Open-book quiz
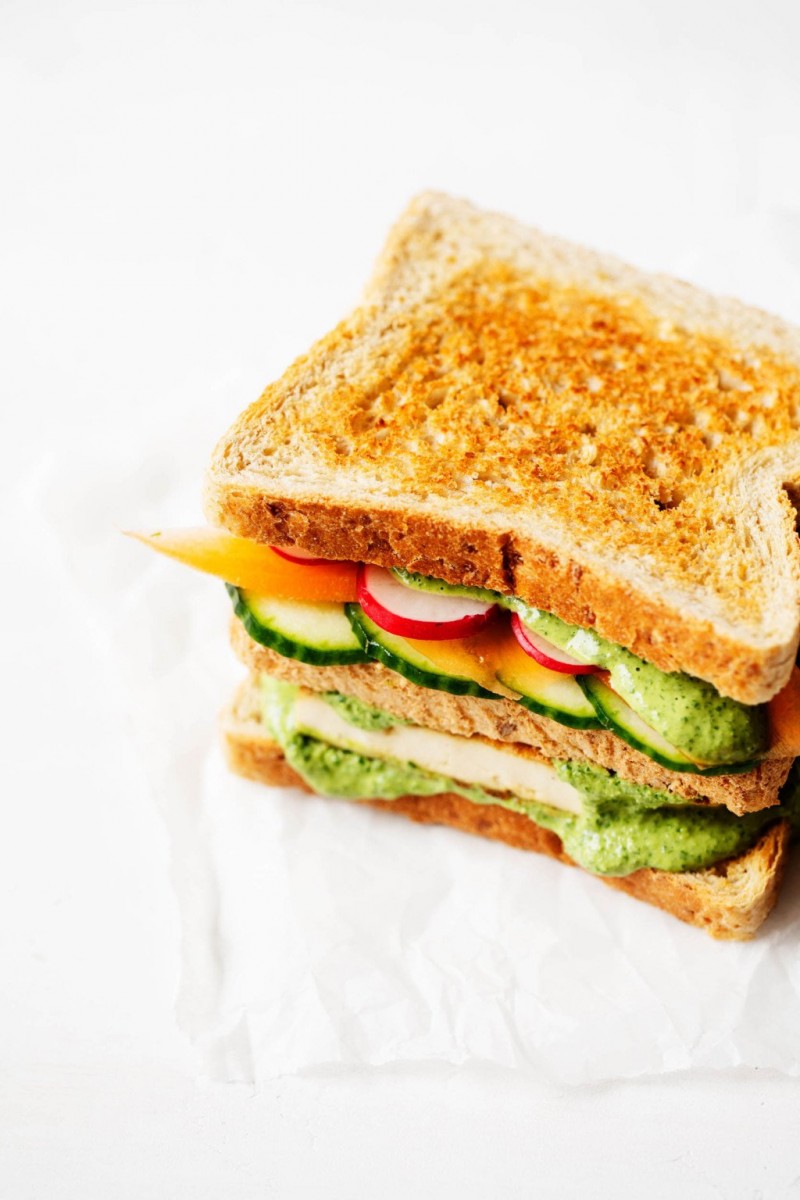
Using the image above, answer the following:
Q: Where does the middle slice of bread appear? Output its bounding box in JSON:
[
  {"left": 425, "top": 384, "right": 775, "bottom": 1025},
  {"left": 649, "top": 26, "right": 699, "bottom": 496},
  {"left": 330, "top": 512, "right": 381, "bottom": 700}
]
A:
[{"left": 231, "top": 619, "right": 791, "bottom": 815}]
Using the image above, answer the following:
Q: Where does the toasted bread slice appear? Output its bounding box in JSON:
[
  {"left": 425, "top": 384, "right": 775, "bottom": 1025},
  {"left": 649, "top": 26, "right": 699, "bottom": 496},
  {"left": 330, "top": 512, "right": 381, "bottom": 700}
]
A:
[
  {"left": 221, "top": 677, "right": 792, "bottom": 940},
  {"left": 230, "top": 618, "right": 792, "bottom": 816},
  {"left": 206, "top": 193, "right": 800, "bottom": 705}
]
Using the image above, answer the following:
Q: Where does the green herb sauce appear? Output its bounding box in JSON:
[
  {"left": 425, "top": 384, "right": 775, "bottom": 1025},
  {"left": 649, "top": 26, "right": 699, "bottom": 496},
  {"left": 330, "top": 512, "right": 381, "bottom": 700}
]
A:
[
  {"left": 261, "top": 677, "right": 789, "bottom": 877},
  {"left": 321, "top": 692, "right": 410, "bottom": 731},
  {"left": 394, "top": 569, "right": 768, "bottom": 766}
]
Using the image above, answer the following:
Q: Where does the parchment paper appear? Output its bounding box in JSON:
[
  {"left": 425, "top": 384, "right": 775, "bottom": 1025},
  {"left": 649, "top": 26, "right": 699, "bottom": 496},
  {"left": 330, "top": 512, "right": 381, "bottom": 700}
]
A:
[{"left": 30, "top": 222, "right": 800, "bottom": 1086}]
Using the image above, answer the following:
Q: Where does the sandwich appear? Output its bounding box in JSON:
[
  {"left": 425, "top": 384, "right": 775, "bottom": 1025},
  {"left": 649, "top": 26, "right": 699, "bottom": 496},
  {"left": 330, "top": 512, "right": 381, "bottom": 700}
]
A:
[{"left": 135, "top": 192, "right": 800, "bottom": 938}]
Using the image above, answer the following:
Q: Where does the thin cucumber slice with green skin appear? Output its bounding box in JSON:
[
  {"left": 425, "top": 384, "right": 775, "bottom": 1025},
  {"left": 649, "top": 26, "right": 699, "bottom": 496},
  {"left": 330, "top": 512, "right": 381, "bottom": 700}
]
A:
[
  {"left": 346, "top": 605, "right": 500, "bottom": 699},
  {"left": 229, "top": 585, "right": 369, "bottom": 665},
  {"left": 579, "top": 675, "right": 758, "bottom": 776},
  {"left": 495, "top": 652, "right": 602, "bottom": 730}
]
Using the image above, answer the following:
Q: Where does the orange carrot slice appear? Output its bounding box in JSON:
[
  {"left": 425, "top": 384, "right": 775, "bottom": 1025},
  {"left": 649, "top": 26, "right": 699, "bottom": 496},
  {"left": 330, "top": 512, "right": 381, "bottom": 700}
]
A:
[
  {"left": 768, "top": 667, "right": 800, "bottom": 757},
  {"left": 404, "top": 617, "right": 508, "bottom": 694},
  {"left": 127, "top": 528, "right": 359, "bottom": 602}
]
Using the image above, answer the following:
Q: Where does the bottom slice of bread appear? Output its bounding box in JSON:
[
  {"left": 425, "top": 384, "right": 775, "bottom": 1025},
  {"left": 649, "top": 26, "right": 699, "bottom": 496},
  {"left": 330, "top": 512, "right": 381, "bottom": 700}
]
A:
[{"left": 221, "top": 680, "right": 791, "bottom": 940}]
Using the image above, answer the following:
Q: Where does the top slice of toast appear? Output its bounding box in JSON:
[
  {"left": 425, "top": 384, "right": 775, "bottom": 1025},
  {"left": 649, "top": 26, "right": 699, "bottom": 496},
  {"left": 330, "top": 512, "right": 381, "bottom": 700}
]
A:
[{"left": 205, "top": 193, "right": 800, "bottom": 704}]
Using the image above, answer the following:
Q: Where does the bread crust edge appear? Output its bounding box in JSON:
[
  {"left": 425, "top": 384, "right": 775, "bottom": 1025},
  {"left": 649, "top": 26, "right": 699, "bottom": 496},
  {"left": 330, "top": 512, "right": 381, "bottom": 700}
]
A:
[{"left": 204, "top": 478, "right": 797, "bottom": 707}]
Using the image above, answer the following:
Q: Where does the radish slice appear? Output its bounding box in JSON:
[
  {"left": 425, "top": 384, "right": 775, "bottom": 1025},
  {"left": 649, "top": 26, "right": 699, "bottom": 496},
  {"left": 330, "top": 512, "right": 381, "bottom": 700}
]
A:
[
  {"left": 511, "top": 613, "right": 596, "bottom": 675},
  {"left": 357, "top": 565, "right": 497, "bottom": 641},
  {"left": 271, "top": 545, "right": 331, "bottom": 566}
]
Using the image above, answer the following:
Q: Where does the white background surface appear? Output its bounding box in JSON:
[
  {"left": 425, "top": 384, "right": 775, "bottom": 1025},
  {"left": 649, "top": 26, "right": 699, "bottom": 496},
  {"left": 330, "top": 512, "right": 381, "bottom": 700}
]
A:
[{"left": 5, "top": 0, "right": 800, "bottom": 1195}]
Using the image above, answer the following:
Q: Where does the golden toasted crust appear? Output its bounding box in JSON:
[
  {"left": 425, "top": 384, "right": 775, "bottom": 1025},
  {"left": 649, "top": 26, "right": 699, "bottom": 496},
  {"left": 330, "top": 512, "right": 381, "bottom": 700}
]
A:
[
  {"left": 230, "top": 618, "right": 792, "bottom": 816},
  {"left": 205, "top": 193, "right": 800, "bottom": 704},
  {"left": 221, "top": 678, "right": 792, "bottom": 940}
]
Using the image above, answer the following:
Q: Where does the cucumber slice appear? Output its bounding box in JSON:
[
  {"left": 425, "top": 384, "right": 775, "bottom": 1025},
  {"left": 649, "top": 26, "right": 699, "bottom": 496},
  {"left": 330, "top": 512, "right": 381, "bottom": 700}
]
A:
[
  {"left": 579, "top": 676, "right": 757, "bottom": 776},
  {"left": 495, "top": 650, "right": 602, "bottom": 729},
  {"left": 346, "top": 605, "right": 500, "bottom": 699},
  {"left": 229, "top": 585, "right": 369, "bottom": 665}
]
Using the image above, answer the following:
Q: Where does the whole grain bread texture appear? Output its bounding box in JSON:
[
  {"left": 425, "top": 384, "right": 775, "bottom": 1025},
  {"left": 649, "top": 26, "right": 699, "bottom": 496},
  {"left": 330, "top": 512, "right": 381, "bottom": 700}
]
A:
[
  {"left": 221, "top": 677, "right": 791, "bottom": 940},
  {"left": 206, "top": 192, "right": 800, "bottom": 705},
  {"left": 230, "top": 617, "right": 792, "bottom": 816}
]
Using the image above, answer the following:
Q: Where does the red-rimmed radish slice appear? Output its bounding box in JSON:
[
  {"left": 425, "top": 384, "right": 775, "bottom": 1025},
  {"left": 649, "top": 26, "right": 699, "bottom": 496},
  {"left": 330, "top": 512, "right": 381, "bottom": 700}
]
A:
[
  {"left": 511, "top": 613, "right": 596, "bottom": 675},
  {"left": 271, "top": 545, "right": 332, "bottom": 566},
  {"left": 357, "top": 565, "right": 498, "bottom": 641}
]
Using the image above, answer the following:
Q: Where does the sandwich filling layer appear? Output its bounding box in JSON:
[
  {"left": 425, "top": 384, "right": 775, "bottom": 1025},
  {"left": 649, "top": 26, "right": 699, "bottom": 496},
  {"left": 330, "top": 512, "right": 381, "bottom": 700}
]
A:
[
  {"left": 293, "top": 691, "right": 585, "bottom": 813},
  {"left": 225, "top": 556, "right": 792, "bottom": 774},
  {"left": 140, "top": 527, "right": 795, "bottom": 774},
  {"left": 391, "top": 571, "right": 768, "bottom": 763},
  {"left": 261, "top": 677, "right": 797, "bottom": 876}
]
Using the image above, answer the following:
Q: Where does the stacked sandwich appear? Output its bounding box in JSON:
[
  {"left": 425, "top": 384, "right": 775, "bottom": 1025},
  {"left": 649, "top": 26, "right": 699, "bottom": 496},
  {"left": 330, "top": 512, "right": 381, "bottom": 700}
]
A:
[{"left": 141, "top": 193, "right": 800, "bottom": 937}]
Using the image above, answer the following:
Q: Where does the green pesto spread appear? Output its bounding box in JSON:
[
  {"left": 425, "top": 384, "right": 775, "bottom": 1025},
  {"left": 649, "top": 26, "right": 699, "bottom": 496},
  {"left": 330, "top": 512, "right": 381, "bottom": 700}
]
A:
[
  {"left": 552, "top": 761, "right": 778, "bottom": 874},
  {"left": 393, "top": 569, "right": 504, "bottom": 607},
  {"left": 266, "top": 679, "right": 460, "bottom": 802},
  {"left": 394, "top": 569, "right": 768, "bottom": 766},
  {"left": 261, "top": 678, "right": 790, "bottom": 877},
  {"left": 321, "top": 692, "right": 410, "bottom": 731}
]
